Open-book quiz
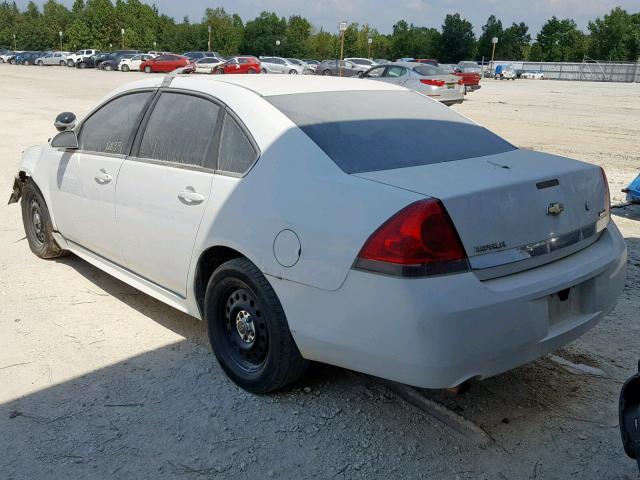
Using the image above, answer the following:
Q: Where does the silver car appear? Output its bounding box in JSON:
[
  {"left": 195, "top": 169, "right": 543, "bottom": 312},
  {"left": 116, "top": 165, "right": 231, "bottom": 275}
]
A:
[
  {"left": 259, "top": 57, "right": 304, "bottom": 74},
  {"left": 362, "top": 62, "right": 464, "bottom": 106},
  {"left": 35, "top": 52, "right": 68, "bottom": 66}
]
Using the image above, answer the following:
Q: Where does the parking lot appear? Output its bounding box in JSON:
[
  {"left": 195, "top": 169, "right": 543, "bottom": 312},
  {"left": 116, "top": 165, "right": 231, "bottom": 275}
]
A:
[{"left": 1, "top": 65, "right": 639, "bottom": 479}]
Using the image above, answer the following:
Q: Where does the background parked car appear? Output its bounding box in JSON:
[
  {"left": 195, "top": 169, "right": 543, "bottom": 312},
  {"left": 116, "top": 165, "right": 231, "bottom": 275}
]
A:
[
  {"left": 213, "top": 56, "right": 261, "bottom": 74},
  {"left": 0, "top": 51, "right": 20, "bottom": 63},
  {"left": 440, "top": 63, "right": 482, "bottom": 93},
  {"left": 140, "top": 54, "right": 192, "bottom": 73},
  {"left": 16, "top": 51, "right": 45, "bottom": 66},
  {"left": 521, "top": 71, "right": 545, "bottom": 79},
  {"left": 99, "top": 51, "right": 141, "bottom": 71},
  {"left": 119, "top": 53, "right": 155, "bottom": 72},
  {"left": 286, "top": 58, "right": 315, "bottom": 74},
  {"left": 495, "top": 64, "right": 517, "bottom": 80},
  {"left": 345, "top": 57, "right": 378, "bottom": 72},
  {"left": 316, "top": 59, "right": 362, "bottom": 77},
  {"left": 259, "top": 56, "right": 304, "bottom": 74},
  {"left": 183, "top": 51, "right": 220, "bottom": 62},
  {"left": 362, "top": 62, "right": 464, "bottom": 105},
  {"left": 76, "top": 52, "right": 109, "bottom": 69},
  {"left": 374, "top": 58, "right": 390, "bottom": 64},
  {"left": 66, "top": 49, "right": 99, "bottom": 67},
  {"left": 36, "top": 51, "right": 69, "bottom": 66},
  {"left": 193, "top": 56, "right": 225, "bottom": 74},
  {"left": 302, "top": 59, "right": 320, "bottom": 72}
]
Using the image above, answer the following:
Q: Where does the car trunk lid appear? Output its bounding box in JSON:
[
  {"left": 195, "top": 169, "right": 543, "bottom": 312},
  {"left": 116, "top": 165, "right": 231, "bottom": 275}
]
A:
[{"left": 353, "top": 149, "right": 609, "bottom": 275}]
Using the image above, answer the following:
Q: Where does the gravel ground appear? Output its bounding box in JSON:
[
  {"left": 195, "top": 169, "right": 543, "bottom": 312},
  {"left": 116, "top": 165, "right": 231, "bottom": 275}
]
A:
[{"left": 0, "top": 66, "right": 639, "bottom": 479}]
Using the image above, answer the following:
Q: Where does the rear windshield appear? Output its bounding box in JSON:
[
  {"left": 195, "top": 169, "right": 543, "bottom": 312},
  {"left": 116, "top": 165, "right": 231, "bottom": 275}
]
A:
[
  {"left": 267, "top": 90, "right": 515, "bottom": 174},
  {"left": 413, "top": 65, "right": 446, "bottom": 76}
]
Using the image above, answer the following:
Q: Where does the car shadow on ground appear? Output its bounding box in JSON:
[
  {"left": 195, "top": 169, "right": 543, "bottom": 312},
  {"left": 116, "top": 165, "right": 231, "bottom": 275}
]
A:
[{"left": 3, "top": 234, "right": 634, "bottom": 478}]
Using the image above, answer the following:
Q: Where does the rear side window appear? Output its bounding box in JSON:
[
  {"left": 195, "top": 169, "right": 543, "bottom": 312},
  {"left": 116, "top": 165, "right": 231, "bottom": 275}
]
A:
[
  {"left": 267, "top": 90, "right": 515, "bottom": 174},
  {"left": 79, "top": 91, "right": 152, "bottom": 155},
  {"left": 217, "top": 114, "right": 258, "bottom": 175},
  {"left": 138, "top": 93, "right": 220, "bottom": 167}
]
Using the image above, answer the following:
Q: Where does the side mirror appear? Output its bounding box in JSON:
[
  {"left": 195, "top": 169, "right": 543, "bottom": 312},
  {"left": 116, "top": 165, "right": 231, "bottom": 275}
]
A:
[
  {"left": 620, "top": 360, "right": 640, "bottom": 471},
  {"left": 51, "top": 130, "right": 78, "bottom": 149},
  {"left": 54, "top": 112, "right": 76, "bottom": 132}
]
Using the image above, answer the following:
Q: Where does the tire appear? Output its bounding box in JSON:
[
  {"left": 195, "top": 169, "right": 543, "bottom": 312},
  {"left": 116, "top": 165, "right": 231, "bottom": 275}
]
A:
[
  {"left": 104, "top": 64, "right": 112, "bottom": 71},
  {"left": 38, "top": 60, "right": 43, "bottom": 66},
  {"left": 10, "top": 59, "right": 15, "bottom": 65},
  {"left": 24, "top": 60, "right": 30, "bottom": 66},
  {"left": 247, "top": 68, "right": 256, "bottom": 74},
  {"left": 205, "top": 258, "right": 309, "bottom": 393},
  {"left": 288, "top": 69, "right": 297, "bottom": 75},
  {"left": 322, "top": 69, "right": 332, "bottom": 76},
  {"left": 67, "top": 60, "right": 74, "bottom": 67},
  {"left": 121, "top": 64, "right": 130, "bottom": 72},
  {"left": 213, "top": 68, "right": 224, "bottom": 74},
  {"left": 79, "top": 62, "right": 86, "bottom": 69},
  {"left": 20, "top": 180, "right": 68, "bottom": 259},
  {"left": 0, "top": 58, "right": 4, "bottom": 64},
  {"left": 144, "top": 66, "right": 152, "bottom": 73},
  {"left": 261, "top": 68, "right": 267, "bottom": 74}
]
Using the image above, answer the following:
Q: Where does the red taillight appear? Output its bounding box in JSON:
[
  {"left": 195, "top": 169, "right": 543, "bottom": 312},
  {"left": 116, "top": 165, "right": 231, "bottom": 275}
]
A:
[
  {"left": 355, "top": 199, "right": 468, "bottom": 277},
  {"left": 420, "top": 79, "right": 445, "bottom": 87},
  {"left": 457, "top": 78, "right": 464, "bottom": 85}
]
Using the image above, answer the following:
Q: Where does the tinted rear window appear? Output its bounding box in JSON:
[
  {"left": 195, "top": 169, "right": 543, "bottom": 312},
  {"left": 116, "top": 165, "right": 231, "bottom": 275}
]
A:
[{"left": 267, "top": 90, "right": 515, "bottom": 174}]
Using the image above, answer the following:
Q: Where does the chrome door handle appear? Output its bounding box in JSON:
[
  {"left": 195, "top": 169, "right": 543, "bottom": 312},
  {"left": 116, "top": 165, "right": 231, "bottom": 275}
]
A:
[
  {"left": 178, "top": 187, "right": 205, "bottom": 205},
  {"left": 94, "top": 169, "right": 112, "bottom": 185}
]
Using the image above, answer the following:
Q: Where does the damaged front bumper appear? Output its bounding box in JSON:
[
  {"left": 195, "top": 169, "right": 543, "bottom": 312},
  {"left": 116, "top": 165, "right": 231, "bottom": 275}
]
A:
[{"left": 8, "top": 176, "right": 22, "bottom": 204}]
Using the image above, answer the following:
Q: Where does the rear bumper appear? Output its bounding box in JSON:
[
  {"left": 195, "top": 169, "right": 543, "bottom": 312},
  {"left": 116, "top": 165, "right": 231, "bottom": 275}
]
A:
[
  {"left": 271, "top": 223, "right": 627, "bottom": 388},
  {"left": 467, "top": 84, "right": 481, "bottom": 91}
]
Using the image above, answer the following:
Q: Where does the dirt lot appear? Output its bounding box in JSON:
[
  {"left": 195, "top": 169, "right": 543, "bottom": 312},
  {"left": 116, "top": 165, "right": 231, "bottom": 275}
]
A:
[{"left": 1, "top": 66, "right": 639, "bottom": 479}]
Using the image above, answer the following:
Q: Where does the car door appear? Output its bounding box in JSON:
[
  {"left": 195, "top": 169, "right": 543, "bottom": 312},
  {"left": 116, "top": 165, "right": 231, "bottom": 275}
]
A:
[
  {"left": 381, "top": 65, "right": 408, "bottom": 85},
  {"left": 49, "top": 90, "right": 155, "bottom": 263},
  {"left": 115, "top": 91, "right": 222, "bottom": 296}
]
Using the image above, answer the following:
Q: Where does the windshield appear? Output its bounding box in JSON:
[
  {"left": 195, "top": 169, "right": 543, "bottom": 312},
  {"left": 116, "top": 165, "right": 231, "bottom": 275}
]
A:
[{"left": 267, "top": 90, "right": 515, "bottom": 174}]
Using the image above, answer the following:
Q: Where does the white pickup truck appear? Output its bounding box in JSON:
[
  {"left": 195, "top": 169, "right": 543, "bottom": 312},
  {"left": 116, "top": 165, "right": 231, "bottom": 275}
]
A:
[{"left": 65, "top": 49, "right": 99, "bottom": 67}]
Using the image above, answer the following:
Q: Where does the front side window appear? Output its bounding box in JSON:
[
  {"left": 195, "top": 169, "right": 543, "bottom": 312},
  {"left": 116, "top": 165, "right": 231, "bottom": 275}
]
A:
[
  {"left": 217, "top": 114, "right": 258, "bottom": 175},
  {"left": 364, "top": 66, "right": 386, "bottom": 78},
  {"left": 79, "top": 91, "right": 152, "bottom": 155},
  {"left": 138, "top": 93, "right": 220, "bottom": 167}
]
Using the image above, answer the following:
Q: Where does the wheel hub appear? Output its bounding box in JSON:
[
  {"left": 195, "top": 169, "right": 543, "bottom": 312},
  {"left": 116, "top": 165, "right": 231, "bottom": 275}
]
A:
[{"left": 235, "top": 310, "right": 256, "bottom": 344}]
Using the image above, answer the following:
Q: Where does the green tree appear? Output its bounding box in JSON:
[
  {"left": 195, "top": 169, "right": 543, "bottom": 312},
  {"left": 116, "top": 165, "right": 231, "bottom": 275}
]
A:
[
  {"left": 588, "top": 7, "right": 640, "bottom": 61},
  {"left": 476, "top": 15, "right": 502, "bottom": 60},
  {"left": 241, "top": 11, "right": 286, "bottom": 56},
  {"left": 439, "top": 13, "right": 476, "bottom": 62},
  {"left": 284, "top": 15, "right": 311, "bottom": 57},
  {"left": 500, "top": 22, "right": 531, "bottom": 59},
  {"left": 536, "top": 16, "right": 586, "bottom": 61},
  {"left": 204, "top": 7, "right": 243, "bottom": 55}
]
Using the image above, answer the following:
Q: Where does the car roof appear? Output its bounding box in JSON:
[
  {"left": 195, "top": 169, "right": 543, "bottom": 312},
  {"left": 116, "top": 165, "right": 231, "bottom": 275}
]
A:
[{"left": 118, "top": 75, "right": 406, "bottom": 99}]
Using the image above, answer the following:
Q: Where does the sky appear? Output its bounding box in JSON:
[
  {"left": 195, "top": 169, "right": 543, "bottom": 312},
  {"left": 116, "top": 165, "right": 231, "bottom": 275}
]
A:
[{"left": 15, "top": 0, "right": 640, "bottom": 36}]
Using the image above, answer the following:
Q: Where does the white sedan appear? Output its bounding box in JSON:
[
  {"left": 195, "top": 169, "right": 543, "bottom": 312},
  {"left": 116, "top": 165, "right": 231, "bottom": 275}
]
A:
[
  {"left": 521, "top": 71, "right": 545, "bottom": 80},
  {"left": 119, "top": 54, "right": 155, "bottom": 72},
  {"left": 194, "top": 56, "right": 226, "bottom": 74},
  {"left": 10, "top": 76, "right": 626, "bottom": 393}
]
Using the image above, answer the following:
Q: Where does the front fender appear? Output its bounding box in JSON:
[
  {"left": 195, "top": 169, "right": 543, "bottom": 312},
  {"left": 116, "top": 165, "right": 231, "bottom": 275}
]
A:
[{"left": 7, "top": 144, "right": 44, "bottom": 204}]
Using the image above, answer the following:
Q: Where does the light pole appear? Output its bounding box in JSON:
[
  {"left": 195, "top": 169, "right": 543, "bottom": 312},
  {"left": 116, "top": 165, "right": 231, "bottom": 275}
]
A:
[
  {"left": 275, "top": 39, "right": 280, "bottom": 55},
  {"left": 490, "top": 36, "right": 498, "bottom": 75},
  {"left": 58, "top": 31, "right": 63, "bottom": 51},
  {"left": 367, "top": 36, "right": 372, "bottom": 59},
  {"left": 338, "top": 22, "right": 347, "bottom": 77},
  {"left": 208, "top": 25, "right": 211, "bottom": 52},
  {"left": 121, "top": 28, "right": 125, "bottom": 49},
  {"left": 153, "top": 40, "right": 157, "bottom": 52},
  {"left": 13, "top": 33, "right": 16, "bottom": 50}
]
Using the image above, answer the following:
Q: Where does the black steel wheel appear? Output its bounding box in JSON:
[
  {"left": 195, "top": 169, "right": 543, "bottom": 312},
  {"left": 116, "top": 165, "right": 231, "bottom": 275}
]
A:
[
  {"left": 205, "top": 258, "right": 308, "bottom": 393},
  {"left": 20, "top": 179, "right": 68, "bottom": 259}
]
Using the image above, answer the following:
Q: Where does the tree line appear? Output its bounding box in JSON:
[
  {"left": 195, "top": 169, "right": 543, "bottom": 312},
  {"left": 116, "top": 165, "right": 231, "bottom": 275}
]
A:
[{"left": 1, "top": 1, "right": 639, "bottom": 63}]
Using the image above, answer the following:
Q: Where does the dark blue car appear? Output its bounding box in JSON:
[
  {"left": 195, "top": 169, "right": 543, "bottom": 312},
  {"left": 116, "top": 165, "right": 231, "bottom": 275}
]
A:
[{"left": 16, "top": 51, "right": 45, "bottom": 65}]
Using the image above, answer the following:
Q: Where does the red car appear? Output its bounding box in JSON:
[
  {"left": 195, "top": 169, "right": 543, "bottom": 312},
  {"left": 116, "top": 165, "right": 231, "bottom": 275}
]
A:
[
  {"left": 140, "top": 54, "right": 192, "bottom": 73},
  {"left": 213, "top": 56, "right": 261, "bottom": 74},
  {"left": 454, "top": 61, "right": 482, "bottom": 92}
]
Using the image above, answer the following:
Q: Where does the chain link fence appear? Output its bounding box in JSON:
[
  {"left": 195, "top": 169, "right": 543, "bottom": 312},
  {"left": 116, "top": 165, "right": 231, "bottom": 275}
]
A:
[{"left": 482, "top": 59, "right": 640, "bottom": 83}]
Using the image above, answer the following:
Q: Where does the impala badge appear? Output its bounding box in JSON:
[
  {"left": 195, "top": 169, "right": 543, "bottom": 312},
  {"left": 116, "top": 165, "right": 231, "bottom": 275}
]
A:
[{"left": 547, "top": 202, "right": 564, "bottom": 216}]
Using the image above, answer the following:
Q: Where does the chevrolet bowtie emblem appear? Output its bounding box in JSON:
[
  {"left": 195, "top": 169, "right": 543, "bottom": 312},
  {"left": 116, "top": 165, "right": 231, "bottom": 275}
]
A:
[{"left": 547, "top": 202, "right": 564, "bottom": 216}]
